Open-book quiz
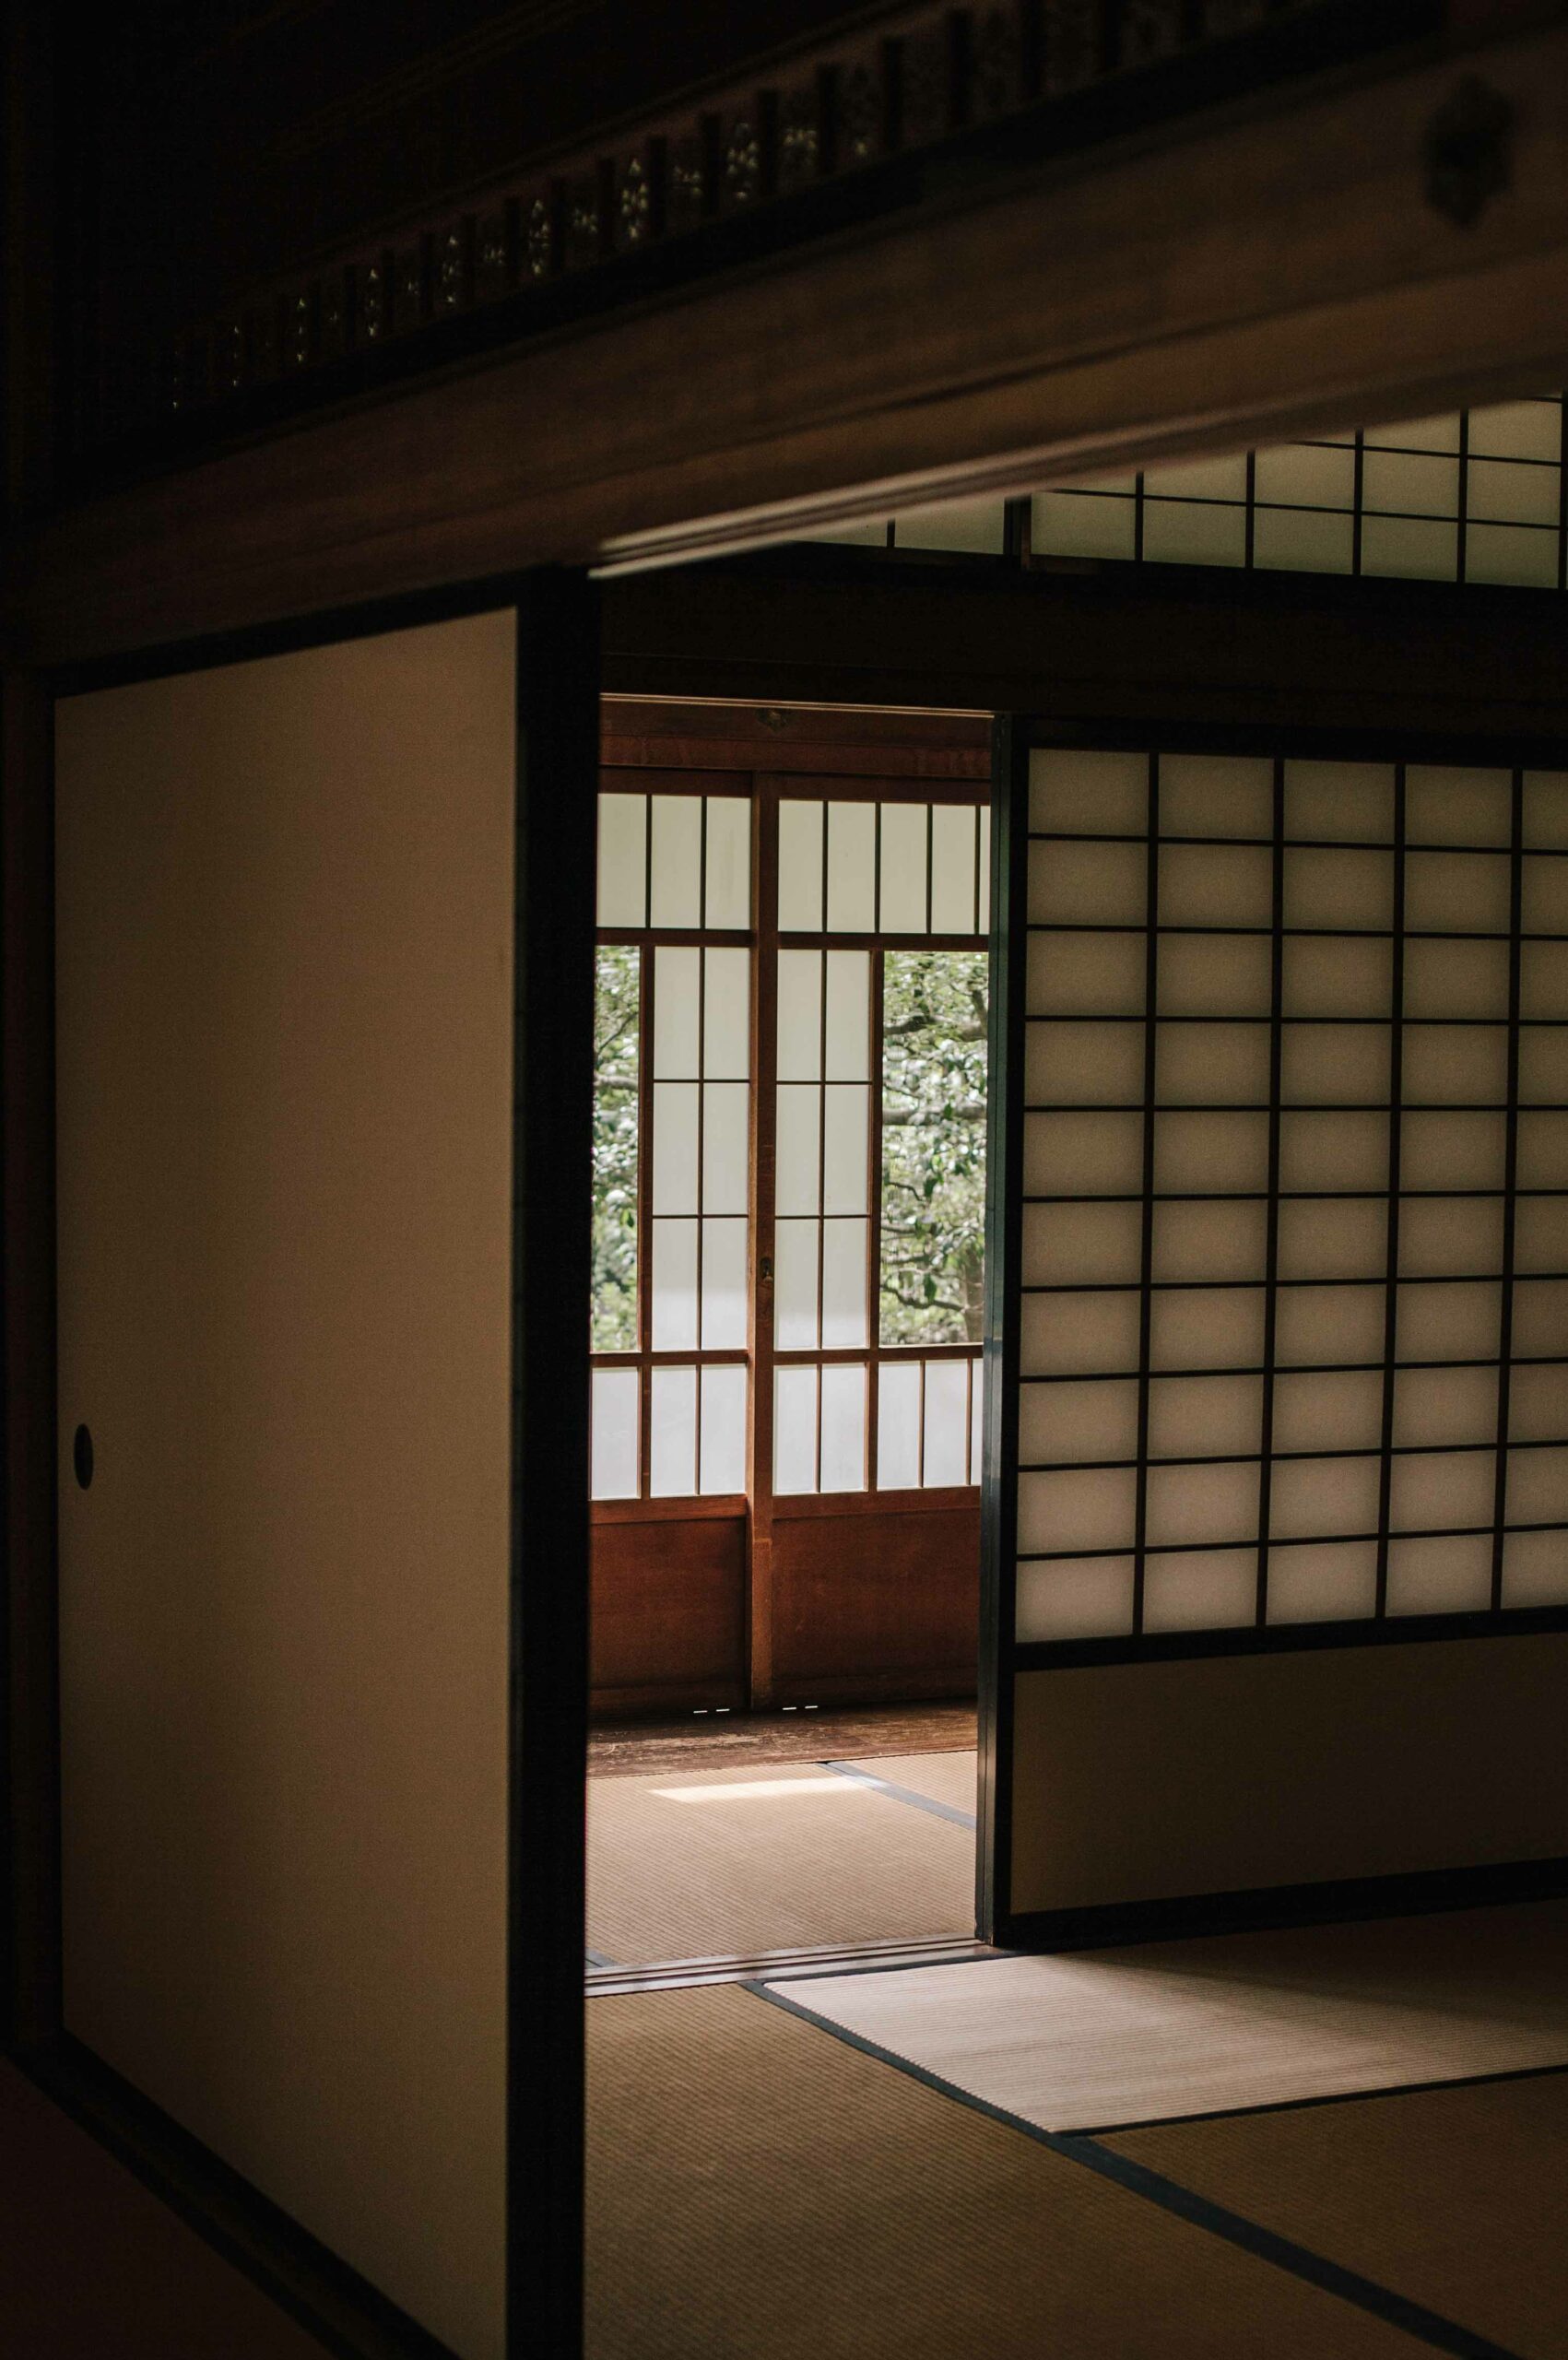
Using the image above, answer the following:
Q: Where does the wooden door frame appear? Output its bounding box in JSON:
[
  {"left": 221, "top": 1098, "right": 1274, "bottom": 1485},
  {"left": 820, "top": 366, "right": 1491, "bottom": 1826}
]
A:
[{"left": 2, "top": 571, "right": 598, "bottom": 2360}]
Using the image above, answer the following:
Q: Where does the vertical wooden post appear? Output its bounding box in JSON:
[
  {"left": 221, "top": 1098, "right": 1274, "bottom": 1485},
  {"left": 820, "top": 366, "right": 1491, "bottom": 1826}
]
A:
[
  {"left": 510, "top": 571, "right": 600, "bottom": 2360},
  {"left": 2, "top": 663, "right": 61, "bottom": 2055}
]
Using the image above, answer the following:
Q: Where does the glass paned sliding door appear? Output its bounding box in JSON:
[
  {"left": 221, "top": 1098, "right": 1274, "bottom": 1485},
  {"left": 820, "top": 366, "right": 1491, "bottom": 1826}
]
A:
[
  {"left": 756, "top": 780, "right": 990, "bottom": 1706},
  {"left": 589, "top": 784, "right": 757, "bottom": 1715},
  {"left": 590, "top": 755, "right": 993, "bottom": 1713},
  {"left": 766, "top": 788, "right": 990, "bottom": 1505}
]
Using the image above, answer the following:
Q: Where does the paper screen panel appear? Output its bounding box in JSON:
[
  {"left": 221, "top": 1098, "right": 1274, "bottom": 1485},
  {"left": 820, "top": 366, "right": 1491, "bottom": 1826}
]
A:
[
  {"left": 596, "top": 789, "right": 753, "bottom": 932},
  {"left": 891, "top": 496, "right": 1008, "bottom": 552},
  {"left": 1017, "top": 741, "right": 1568, "bottom": 1647},
  {"left": 699, "top": 1364, "right": 749, "bottom": 1494},
  {"left": 650, "top": 1364, "right": 700, "bottom": 1493},
  {"left": 592, "top": 1367, "right": 641, "bottom": 1498},
  {"left": 650, "top": 946, "right": 753, "bottom": 1360},
  {"left": 1028, "top": 401, "right": 1565, "bottom": 591},
  {"left": 772, "top": 787, "right": 990, "bottom": 1498},
  {"left": 878, "top": 1357, "right": 983, "bottom": 1489},
  {"left": 803, "top": 401, "right": 1566, "bottom": 593}
]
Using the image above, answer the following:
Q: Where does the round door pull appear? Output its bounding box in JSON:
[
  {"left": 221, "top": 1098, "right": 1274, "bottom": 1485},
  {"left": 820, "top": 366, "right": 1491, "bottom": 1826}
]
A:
[{"left": 73, "top": 1424, "right": 93, "bottom": 1491}]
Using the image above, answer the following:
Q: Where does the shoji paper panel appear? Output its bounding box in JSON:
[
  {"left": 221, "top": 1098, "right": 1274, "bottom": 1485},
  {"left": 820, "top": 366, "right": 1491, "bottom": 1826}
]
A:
[
  {"left": 1018, "top": 747, "right": 1568, "bottom": 1644},
  {"left": 803, "top": 398, "right": 1568, "bottom": 594},
  {"left": 54, "top": 614, "right": 515, "bottom": 2359},
  {"left": 1032, "top": 397, "right": 1567, "bottom": 591}
]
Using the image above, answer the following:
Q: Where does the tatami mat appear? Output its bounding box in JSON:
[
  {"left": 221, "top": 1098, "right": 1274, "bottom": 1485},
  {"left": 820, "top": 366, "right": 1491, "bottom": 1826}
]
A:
[
  {"left": 1108, "top": 2070, "right": 1568, "bottom": 2360},
  {"left": 766, "top": 1900, "right": 1568, "bottom": 2130},
  {"left": 584, "top": 1982, "right": 1418, "bottom": 2359},
  {"left": 587, "top": 1754, "right": 975, "bottom": 1964},
  {"left": 0, "top": 2064, "right": 322, "bottom": 2358}
]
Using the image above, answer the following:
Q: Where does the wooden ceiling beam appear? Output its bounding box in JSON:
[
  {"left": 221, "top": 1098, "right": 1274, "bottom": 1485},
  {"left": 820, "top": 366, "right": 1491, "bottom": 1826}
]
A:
[{"left": 10, "top": 15, "right": 1568, "bottom": 664}]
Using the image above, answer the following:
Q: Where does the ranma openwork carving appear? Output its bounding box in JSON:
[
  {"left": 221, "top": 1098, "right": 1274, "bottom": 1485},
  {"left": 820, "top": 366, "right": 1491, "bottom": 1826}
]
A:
[{"left": 120, "top": 0, "right": 1428, "bottom": 473}]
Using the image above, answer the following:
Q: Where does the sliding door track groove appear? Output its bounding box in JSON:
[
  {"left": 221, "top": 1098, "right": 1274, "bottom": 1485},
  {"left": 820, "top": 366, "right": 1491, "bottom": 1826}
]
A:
[{"left": 585, "top": 1930, "right": 993, "bottom": 1995}]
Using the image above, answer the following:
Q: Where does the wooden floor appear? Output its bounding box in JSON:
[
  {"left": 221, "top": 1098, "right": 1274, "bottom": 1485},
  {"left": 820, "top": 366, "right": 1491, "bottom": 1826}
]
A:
[{"left": 588, "top": 1699, "right": 977, "bottom": 1777}]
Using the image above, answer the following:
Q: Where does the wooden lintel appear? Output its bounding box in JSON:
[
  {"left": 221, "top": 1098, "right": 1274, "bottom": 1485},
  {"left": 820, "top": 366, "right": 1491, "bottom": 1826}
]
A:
[{"left": 11, "top": 18, "right": 1568, "bottom": 664}]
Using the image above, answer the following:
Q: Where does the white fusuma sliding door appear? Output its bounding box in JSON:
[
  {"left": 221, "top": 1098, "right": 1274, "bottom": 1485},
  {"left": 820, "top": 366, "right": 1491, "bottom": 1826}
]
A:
[{"left": 54, "top": 611, "right": 523, "bottom": 2358}]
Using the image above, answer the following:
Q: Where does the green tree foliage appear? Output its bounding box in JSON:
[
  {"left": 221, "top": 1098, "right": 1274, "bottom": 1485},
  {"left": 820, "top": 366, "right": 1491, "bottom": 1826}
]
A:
[
  {"left": 592, "top": 946, "right": 640, "bottom": 1349},
  {"left": 880, "top": 950, "right": 989, "bottom": 1344}
]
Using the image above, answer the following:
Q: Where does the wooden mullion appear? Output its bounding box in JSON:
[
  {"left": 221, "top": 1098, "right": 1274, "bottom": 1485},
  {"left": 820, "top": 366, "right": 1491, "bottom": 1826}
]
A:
[
  {"left": 772, "top": 1483, "right": 977, "bottom": 1522},
  {"left": 748, "top": 776, "right": 780, "bottom": 1705},
  {"left": 764, "top": 768, "right": 992, "bottom": 807},
  {"left": 594, "top": 1346, "right": 748, "bottom": 1367},
  {"left": 1373, "top": 765, "right": 1408, "bottom": 1618},
  {"left": 776, "top": 1342, "right": 937, "bottom": 1366},
  {"left": 595, "top": 925, "right": 755, "bottom": 950},
  {"left": 864, "top": 1339, "right": 980, "bottom": 1362},
  {"left": 1131, "top": 750, "right": 1161, "bottom": 1635},
  {"left": 1255, "top": 754, "right": 1286, "bottom": 1626},
  {"left": 1491, "top": 768, "right": 1525, "bottom": 1609},
  {"left": 815, "top": 919, "right": 829, "bottom": 1485},
  {"left": 694, "top": 919, "right": 707, "bottom": 1495},
  {"left": 636, "top": 938, "right": 655, "bottom": 1502},
  {"left": 782, "top": 929, "right": 985, "bottom": 953},
  {"left": 599, "top": 714, "right": 991, "bottom": 780},
  {"left": 867, "top": 942, "right": 885, "bottom": 1493},
  {"left": 591, "top": 1493, "right": 748, "bottom": 1528}
]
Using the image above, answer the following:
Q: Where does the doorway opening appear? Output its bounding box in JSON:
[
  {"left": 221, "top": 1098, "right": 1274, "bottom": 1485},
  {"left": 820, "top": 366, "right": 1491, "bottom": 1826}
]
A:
[{"left": 584, "top": 698, "right": 995, "bottom": 1981}]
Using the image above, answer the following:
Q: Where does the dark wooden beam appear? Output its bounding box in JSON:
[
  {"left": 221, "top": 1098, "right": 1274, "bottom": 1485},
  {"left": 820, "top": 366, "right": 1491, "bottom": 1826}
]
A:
[
  {"left": 2, "top": 0, "right": 59, "bottom": 517},
  {"left": 604, "top": 551, "right": 1568, "bottom": 745},
  {"left": 10, "top": 16, "right": 1568, "bottom": 664}
]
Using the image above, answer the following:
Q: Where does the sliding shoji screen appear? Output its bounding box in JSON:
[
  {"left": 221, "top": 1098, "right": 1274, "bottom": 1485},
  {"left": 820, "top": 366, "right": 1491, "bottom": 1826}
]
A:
[
  {"left": 983, "top": 733, "right": 1568, "bottom": 1943},
  {"left": 768, "top": 786, "right": 990, "bottom": 1503},
  {"left": 798, "top": 395, "right": 1568, "bottom": 598},
  {"left": 592, "top": 785, "right": 753, "bottom": 1504},
  {"left": 1033, "top": 396, "right": 1568, "bottom": 590},
  {"left": 808, "top": 497, "right": 1011, "bottom": 556}
]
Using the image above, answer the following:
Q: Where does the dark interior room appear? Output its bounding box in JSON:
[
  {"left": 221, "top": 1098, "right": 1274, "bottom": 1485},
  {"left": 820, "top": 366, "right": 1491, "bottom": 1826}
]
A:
[{"left": 4, "top": 4, "right": 1567, "bottom": 2355}]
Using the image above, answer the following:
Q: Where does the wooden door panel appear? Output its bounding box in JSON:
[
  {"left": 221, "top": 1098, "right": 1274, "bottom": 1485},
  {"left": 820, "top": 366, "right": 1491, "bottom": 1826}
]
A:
[
  {"left": 590, "top": 1515, "right": 747, "bottom": 1715},
  {"left": 770, "top": 1500, "right": 979, "bottom": 1704}
]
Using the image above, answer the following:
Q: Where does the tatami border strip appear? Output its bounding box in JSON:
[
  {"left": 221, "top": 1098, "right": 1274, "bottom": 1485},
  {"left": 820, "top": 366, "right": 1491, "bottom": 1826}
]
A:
[
  {"left": 1079, "top": 2055, "right": 1568, "bottom": 2137},
  {"left": 746, "top": 1980, "right": 1527, "bottom": 2360},
  {"left": 820, "top": 1758, "right": 979, "bottom": 1829},
  {"left": 586, "top": 1932, "right": 989, "bottom": 1997}
]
